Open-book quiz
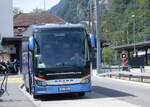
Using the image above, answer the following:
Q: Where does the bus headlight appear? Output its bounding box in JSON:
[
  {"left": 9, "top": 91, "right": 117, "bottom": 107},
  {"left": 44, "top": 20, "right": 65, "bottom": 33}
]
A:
[
  {"left": 36, "top": 80, "right": 47, "bottom": 86},
  {"left": 80, "top": 76, "right": 90, "bottom": 84},
  {"left": 35, "top": 77, "right": 47, "bottom": 86}
]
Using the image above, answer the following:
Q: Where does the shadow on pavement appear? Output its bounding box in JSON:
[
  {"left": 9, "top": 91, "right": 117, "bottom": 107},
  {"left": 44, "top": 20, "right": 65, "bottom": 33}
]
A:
[
  {"left": 0, "top": 99, "right": 23, "bottom": 102},
  {"left": 92, "top": 86, "right": 136, "bottom": 98},
  {"left": 36, "top": 93, "right": 88, "bottom": 101},
  {"left": 35, "top": 86, "right": 135, "bottom": 101}
]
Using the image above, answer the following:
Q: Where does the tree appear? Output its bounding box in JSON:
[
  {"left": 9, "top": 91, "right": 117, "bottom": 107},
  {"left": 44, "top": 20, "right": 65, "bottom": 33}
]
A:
[
  {"left": 102, "top": 48, "right": 110, "bottom": 64},
  {"left": 31, "top": 8, "right": 45, "bottom": 14},
  {"left": 102, "top": 0, "right": 150, "bottom": 46},
  {"left": 13, "top": 8, "right": 23, "bottom": 16}
]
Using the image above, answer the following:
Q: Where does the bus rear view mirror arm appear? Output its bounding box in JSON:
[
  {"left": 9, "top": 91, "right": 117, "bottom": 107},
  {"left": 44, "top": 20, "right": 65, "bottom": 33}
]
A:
[{"left": 28, "top": 36, "right": 40, "bottom": 54}]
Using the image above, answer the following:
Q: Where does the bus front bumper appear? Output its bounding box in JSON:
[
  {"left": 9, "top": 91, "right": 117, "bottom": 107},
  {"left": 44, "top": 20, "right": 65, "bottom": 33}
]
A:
[{"left": 33, "top": 83, "right": 91, "bottom": 95}]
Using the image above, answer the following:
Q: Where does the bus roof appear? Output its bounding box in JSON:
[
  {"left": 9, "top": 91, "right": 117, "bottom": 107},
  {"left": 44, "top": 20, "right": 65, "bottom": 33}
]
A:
[
  {"left": 32, "top": 23, "right": 85, "bottom": 30},
  {"left": 22, "top": 23, "right": 85, "bottom": 38}
]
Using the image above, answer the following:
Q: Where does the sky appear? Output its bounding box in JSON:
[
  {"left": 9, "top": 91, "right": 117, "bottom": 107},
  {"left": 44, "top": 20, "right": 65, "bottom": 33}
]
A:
[{"left": 13, "top": 0, "right": 60, "bottom": 13}]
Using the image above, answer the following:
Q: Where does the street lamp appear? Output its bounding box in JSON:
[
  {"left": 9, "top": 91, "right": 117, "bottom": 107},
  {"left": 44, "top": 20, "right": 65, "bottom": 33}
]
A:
[{"left": 131, "top": 14, "right": 136, "bottom": 56}]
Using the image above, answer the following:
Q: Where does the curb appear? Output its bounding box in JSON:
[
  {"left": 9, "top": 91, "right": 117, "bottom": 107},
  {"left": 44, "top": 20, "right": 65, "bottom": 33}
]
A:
[{"left": 18, "top": 84, "right": 40, "bottom": 107}]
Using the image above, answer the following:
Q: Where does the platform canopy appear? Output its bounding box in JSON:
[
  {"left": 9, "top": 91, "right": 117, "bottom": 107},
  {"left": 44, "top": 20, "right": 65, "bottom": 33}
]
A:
[
  {"left": 112, "top": 41, "right": 150, "bottom": 51},
  {"left": 1, "top": 37, "right": 22, "bottom": 46}
]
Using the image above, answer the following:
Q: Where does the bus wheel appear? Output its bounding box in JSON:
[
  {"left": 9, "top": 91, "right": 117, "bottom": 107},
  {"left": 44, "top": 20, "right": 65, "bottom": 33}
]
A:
[
  {"left": 78, "top": 92, "right": 85, "bottom": 97},
  {"left": 33, "top": 94, "right": 39, "bottom": 99}
]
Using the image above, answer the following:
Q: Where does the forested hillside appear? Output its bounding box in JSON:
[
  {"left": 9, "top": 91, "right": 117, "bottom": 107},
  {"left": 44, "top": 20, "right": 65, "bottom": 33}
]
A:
[
  {"left": 50, "top": 0, "right": 89, "bottom": 23},
  {"left": 102, "top": 0, "right": 150, "bottom": 46},
  {"left": 50, "top": 0, "right": 150, "bottom": 45},
  {"left": 50, "top": 0, "right": 150, "bottom": 64}
]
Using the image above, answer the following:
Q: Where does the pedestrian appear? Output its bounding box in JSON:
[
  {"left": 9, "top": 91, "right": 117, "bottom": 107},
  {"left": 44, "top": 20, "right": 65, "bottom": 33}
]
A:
[
  {"left": 13, "top": 58, "right": 21, "bottom": 74},
  {"left": 16, "top": 59, "right": 21, "bottom": 75},
  {"left": 13, "top": 58, "right": 17, "bottom": 74}
]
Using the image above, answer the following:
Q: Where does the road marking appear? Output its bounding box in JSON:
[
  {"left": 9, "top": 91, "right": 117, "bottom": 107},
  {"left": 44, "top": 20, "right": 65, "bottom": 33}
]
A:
[{"left": 0, "top": 76, "right": 23, "bottom": 84}]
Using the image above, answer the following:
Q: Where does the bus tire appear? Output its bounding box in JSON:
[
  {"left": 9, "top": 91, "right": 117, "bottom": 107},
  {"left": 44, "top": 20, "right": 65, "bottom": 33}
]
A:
[
  {"left": 33, "top": 94, "right": 39, "bottom": 99},
  {"left": 78, "top": 92, "right": 85, "bottom": 97}
]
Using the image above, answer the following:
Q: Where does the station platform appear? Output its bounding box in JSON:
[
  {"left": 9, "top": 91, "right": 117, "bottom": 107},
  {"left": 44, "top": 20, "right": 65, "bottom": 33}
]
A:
[{"left": 0, "top": 75, "right": 35, "bottom": 107}]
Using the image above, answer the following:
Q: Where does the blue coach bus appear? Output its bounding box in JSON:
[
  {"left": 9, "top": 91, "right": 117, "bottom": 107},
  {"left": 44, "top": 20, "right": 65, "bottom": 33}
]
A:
[{"left": 22, "top": 24, "right": 93, "bottom": 98}]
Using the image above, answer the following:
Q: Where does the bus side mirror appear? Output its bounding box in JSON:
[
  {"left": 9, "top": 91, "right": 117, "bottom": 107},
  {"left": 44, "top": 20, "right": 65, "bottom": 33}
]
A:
[
  {"left": 90, "top": 33, "right": 95, "bottom": 48},
  {"left": 28, "top": 36, "right": 35, "bottom": 51}
]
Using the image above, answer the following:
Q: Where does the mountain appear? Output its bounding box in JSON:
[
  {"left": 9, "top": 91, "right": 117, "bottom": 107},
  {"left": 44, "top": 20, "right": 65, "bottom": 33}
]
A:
[
  {"left": 50, "top": 0, "right": 90, "bottom": 23},
  {"left": 50, "top": 0, "right": 65, "bottom": 16}
]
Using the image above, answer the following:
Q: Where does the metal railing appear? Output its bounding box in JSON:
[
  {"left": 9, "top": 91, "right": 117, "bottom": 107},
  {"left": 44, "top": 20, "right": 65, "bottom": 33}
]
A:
[{"left": 98, "top": 66, "right": 150, "bottom": 83}]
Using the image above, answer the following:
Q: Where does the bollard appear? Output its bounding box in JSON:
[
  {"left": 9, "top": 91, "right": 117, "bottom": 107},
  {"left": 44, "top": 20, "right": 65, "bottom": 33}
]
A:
[
  {"left": 119, "top": 65, "right": 121, "bottom": 72},
  {"left": 110, "top": 73, "right": 112, "bottom": 78},
  {"left": 128, "top": 65, "right": 131, "bottom": 72},
  {"left": 118, "top": 73, "right": 121, "bottom": 79},
  {"left": 140, "top": 66, "right": 143, "bottom": 82},
  {"left": 129, "top": 74, "right": 132, "bottom": 81},
  {"left": 110, "top": 66, "right": 112, "bottom": 73}
]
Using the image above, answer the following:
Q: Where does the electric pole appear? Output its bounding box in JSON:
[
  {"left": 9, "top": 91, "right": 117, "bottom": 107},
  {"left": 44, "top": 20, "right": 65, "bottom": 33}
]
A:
[
  {"left": 95, "top": 0, "right": 104, "bottom": 73},
  {"left": 44, "top": 0, "right": 46, "bottom": 10},
  {"left": 90, "top": 0, "right": 95, "bottom": 35},
  {"left": 88, "top": 0, "right": 91, "bottom": 32}
]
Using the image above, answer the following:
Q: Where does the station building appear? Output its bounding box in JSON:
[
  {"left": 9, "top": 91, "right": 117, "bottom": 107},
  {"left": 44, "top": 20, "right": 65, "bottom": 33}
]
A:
[{"left": 0, "top": 0, "right": 13, "bottom": 62}]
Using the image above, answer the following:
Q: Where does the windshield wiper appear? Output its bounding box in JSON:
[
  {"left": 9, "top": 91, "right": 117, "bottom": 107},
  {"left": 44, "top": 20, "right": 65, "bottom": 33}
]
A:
[{"left": 55, "top": 62, "right": 66, "bottom": 66}]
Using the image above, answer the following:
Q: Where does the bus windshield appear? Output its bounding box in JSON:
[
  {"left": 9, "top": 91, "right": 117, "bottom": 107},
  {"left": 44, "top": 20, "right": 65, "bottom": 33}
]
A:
[{"left": 35, "top": 28, "right": 86, "bottom": 68}]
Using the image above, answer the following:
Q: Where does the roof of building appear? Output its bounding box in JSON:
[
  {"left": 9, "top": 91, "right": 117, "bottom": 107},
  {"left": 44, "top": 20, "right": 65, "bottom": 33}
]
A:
[
  {"left": 14, "top": 11, "right": 65, "bottom": 27},
  {"left": 112, "top": 41, "right": 150, "bottom": 51}
]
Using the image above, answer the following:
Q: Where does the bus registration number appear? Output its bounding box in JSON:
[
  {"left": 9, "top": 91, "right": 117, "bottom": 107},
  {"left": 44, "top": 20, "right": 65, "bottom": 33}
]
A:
[{"left": 59, "top": 86, "right": 71, "bottom": 92}]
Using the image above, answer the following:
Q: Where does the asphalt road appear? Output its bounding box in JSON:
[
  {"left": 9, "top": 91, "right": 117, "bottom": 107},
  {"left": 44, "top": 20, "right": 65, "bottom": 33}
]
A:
[
  {"left": 93, "top": 77, "right": 150, "bottom": 107},
  {"left": 1, "top": 75, "right": 150, "bottom": 107},
  {"left": 22, "top": 76, "right": 150, "bottom": 107}
]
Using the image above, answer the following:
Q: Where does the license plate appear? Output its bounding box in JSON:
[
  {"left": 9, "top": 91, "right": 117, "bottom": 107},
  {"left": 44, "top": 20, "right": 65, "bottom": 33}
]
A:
[{"left": 59, "top": 86, "right": 71, "bottom": 92}]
